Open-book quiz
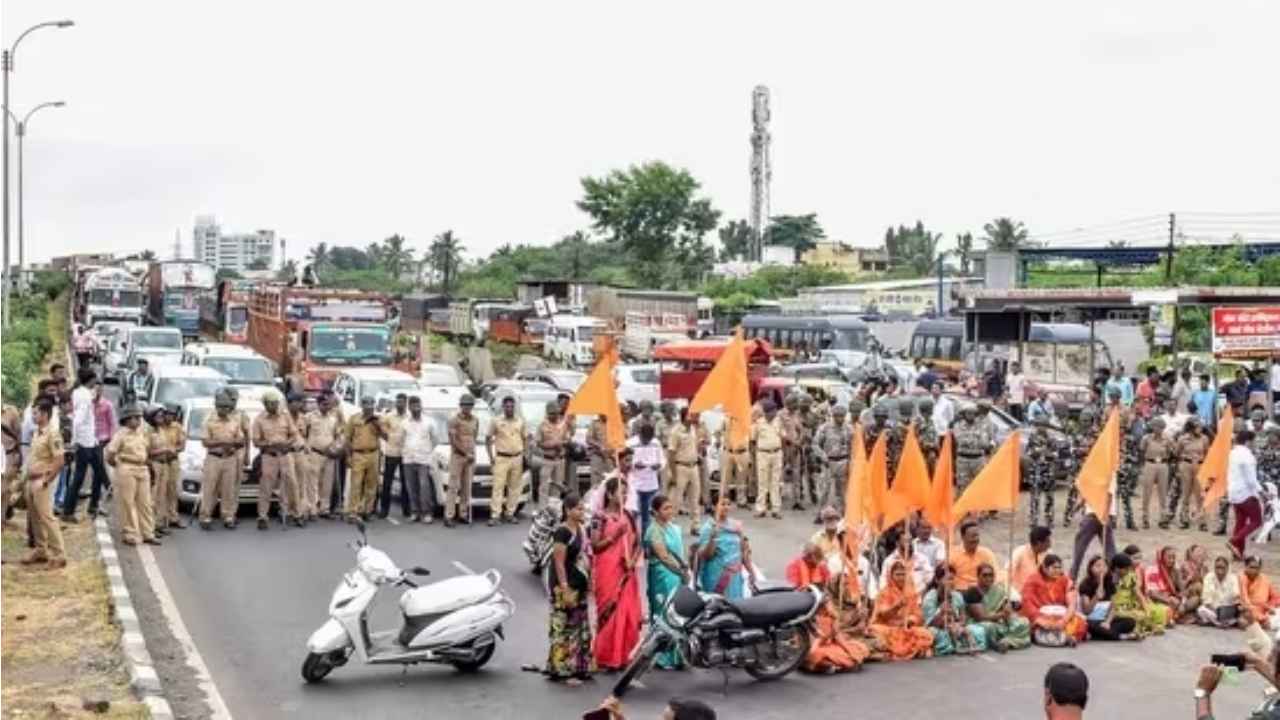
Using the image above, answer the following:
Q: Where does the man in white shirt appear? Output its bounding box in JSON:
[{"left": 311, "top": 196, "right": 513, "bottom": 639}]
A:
[
  {"left": 1005, "top": 362, "right": 1027, "bottom": 421},
  {"left": 627, "top": 423, "right": 666, "bottom": 536},
  {"left": 930, "top": 382, "right": 954, "bottom": 432},
  {"left": 62, "top": 370, "right": 111, "bottom": 522},
  {"left": 400, "top": 395, "right": 439, "bottom": 524},
  {"left": 913, "top": 520, "right": 947, "bottom": 578},
  {"left": 1227, "top": 429, "right": 1264, "bottom": 560}
]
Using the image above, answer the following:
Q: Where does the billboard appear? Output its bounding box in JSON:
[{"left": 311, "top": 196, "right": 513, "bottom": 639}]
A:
[{"left": 1211, "top": 306, "right": 1280, "bottom": 359}]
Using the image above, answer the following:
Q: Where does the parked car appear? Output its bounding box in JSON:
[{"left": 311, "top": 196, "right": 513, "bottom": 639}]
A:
[
  {"left": 332, "top": 368, "right": 422, "bottom": 418},
  {"left": 182, "top": 341, "right": 280, "bottom": 403},
  {"left": 413, "top": 392, "right": 531, "bottom": 516},
  {"left": 177, "top": 398, "right": 265, "bottom": 507},
  {"left": 121, "top": 326, "right": 185, "bottom": 378},
  {"left": 512, "top": 368, "right": 586, "bottom": 394},
  {"left": 138, "top": 365, "right": 229, "bottom": 408},
  {"left": 613, "top": 364, "right": 660, "bottom": 407}
]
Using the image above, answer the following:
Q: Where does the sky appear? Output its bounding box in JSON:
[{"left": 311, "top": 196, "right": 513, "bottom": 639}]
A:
[{"left": 4, "top": 0, "right": 1279, "bottom": 268}]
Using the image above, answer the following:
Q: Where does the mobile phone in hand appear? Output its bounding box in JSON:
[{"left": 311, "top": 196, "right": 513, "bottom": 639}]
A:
[{"left": 1211, "top": 653, "right": 1247, "bottom": 670}]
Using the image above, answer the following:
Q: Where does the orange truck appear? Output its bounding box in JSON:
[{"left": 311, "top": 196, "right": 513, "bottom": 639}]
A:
[{"left": 247, "top": 285, "right": 418, "bottom": 394}]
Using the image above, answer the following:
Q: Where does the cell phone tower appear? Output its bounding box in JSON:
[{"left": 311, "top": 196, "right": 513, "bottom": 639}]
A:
[{"left": 748, "top": 85, "right": 772, "bottom": 262}]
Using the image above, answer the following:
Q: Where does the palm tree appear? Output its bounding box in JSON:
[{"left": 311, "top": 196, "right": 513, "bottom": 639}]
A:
[
  {"left": 429, "top": 230, "right": 463, "bottom": 293},
  {"left": 277, "top": 259, "right": 299, "bottom": 282},
  {"left": 365, "top": 241, "right": 385, "bottom": 270},
  {"left": 982, "top": 217, "right": 1030, "bottom": 251},
  {"left": 955, "top": 232, "right": 974, "bottom": 275},
  {"left": 139, "top": 249, "right": 157, "bottom": 261},
  {"left": 381, "top": 234, "right": 414, "bottom": 279},
  {"left": 306, "top": 242, "right": 330, "bottom": 270}
]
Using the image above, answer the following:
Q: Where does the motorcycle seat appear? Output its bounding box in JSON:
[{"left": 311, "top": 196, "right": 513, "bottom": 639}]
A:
[{"left": 728, "top": 591, "right": 815, "bottom": 628}]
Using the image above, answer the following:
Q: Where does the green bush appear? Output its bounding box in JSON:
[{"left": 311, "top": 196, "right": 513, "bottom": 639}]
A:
[{"left": 0, "top": 292, "right": 60, "bottom": 409}]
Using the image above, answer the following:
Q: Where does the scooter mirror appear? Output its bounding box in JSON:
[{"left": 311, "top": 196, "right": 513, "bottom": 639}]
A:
[{"left": 410, "top": 566, "right": 431, "bottom": 576}]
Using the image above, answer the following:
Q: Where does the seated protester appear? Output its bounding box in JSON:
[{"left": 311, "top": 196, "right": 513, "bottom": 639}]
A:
[
  {"left": 1180, "top": 544, "right": 1209, "bottom": 615},
  {"left": 1198, "top": 555, "right": 1245, "bottom": 628},
  {"left": 867, "top": 560, "right": 935, "bottom": 661},
  {"left": 792, "top": 542, "right": 869, "bottom": 675},
  {"left": 878, "top": 526, "right": 931, "bottom": 594},
  {"left": 1109, "top": 552, "right": 1165, "bottom": 637},
  {"left": 964, "top": 561, "right": 1031, "bottom": 652},
  {"left": 1077, "top": 555, "right": 1139, "bottom": 641},
  {"left": 922, "top": 564, "right": 987, "bottom": 656},
  {"left": 1007, "top": 525, "right": 1053, "bottom": 599},
  {"left": 1242, "top": 555, "right": 1280, "bottom": 631},
  {"left": 949, "top": 521, "right": 999, "bottom": 592},
  {"left": 1142, "top": 545, "right": 1193, "bottom": 625},
  {"left": 786, "top": 542, "right": 832, "bottom": 589},
  {"left": 1020, "top": 553, "right": 1088, "bottom": 647}
]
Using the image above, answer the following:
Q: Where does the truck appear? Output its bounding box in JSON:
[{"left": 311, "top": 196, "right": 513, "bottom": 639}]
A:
[
  {"left": 246, "top": 285, "right": 418, "bottom": 394},
  {"left": 651, "top": 338, "right": 781, "bottom": 403},
  {"left": 400, "top": 293, "right": 450, "bottom": 333},
  {"left": 586, "top": 287, "right": 700, "bottom": 333},
  {"left": 447, "top": 299, "right": 515, "bottom": 345},
  {"left": 621, "top": 312, "right": 691, "bottom": 361},
  {"left": 201, "top": 279, "right": 257, "bottom": 344},
  {"left": 145, "top": 261, "right": 216, "bottom": 337},
  {"left": 488, "top": 306, "right": 543, "bottom": 347},
  {"left": 81, "top": 268, "right": 145, "bottom": 327}
]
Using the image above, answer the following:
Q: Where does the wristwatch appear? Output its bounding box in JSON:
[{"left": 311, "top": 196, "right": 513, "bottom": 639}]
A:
[{"left": 1193, "top": 688, "right": 1208, "bottom": 699}]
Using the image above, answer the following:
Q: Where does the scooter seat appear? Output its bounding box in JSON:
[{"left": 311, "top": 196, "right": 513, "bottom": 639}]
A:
[{"left": 728, "top": 591, "right": 815, "bottom": 628}]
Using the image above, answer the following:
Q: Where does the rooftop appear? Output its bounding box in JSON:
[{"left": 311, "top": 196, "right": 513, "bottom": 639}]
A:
[{"left": 800, "top": 276, "right": 984, "bottom": 293}]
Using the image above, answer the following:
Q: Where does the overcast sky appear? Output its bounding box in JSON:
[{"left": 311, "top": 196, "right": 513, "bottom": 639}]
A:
[{"left": 5, "top": 0, "right": 1278, "bottom": 267}]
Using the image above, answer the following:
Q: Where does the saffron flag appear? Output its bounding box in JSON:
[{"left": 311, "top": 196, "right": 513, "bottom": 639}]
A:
[
  {"left": 689, "top": 328, "right": 753, "bottom": 448},
  {"left": 923, "top": 432, "right": 955, "bottom": 535},
  {"left": 867, "top": 431, "right": 893, "bottom": 532},
  {"left": 1074, "top": 408, "right": 1120, "bottom": 519},
  {"left": 844, "top": 423, "right": 868, "bottom": 530},
  {"left": 566, "top": 341, "right": 625, "bottom": 450},
  {"left": 891, "top": 424, "right": 932, "bottom": 510},
  {"left": 952, "top": 431, "right": 1022, "bottom": 518},
  {"left": 1200, "top": 406, "right": 1235, "bottom": 511}
]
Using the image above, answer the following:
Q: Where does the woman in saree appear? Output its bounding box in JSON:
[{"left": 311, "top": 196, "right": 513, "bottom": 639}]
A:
[
  {"left": 922, "top": 564, "right": 987, "bottom": 656},
  {"left": 964, "top": 562, "right": 1031, "bottom": 652},
  {"left": 1078, "top": 555, "right": 1137, "bottom": 641},
  {"left": 1110, "top": 552, "right": 1166, "bottom": 636},
  {"left": 644, "top": 494, "right": 688, "bottom": 669},
  {"left": 1242, "top": 555, "right": 1280, "bottom": 630},
  {"left": 1144, "top": 545, "right": 1196, "bottom": 625},
  {"left": 544, "top": 492, "right": 594, "bottom": 685},
  {"left": 591, "top": 477, "right": 643, "bottom": 671},
  {"left": 1180, "top": 544, "right": 1209, "bottom": 615},
  {"left": 868, "top": 560, "right": 934, "bottom": 661},
  {"left": 1198, "top": 555, "right": 1245, "bottom": 628},
  {"left": 695, "top": 495, "right": 758, "bottom": 600},
  {"left": 1019, "top": 553, "right": 1088, "bottom": 647}
]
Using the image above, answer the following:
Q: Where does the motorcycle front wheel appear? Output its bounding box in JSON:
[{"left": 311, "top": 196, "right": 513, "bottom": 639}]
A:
[
  {"left": 613, "top": 631, "right": 665, "bottom": 696},
  {"left": 745, "top": 628, "right": 810, "bottom": 681}
]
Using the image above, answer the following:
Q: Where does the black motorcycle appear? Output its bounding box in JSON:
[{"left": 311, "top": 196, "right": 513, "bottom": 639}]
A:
[{"left": 613, "top": 584, "right": 823, "bottom": 695}]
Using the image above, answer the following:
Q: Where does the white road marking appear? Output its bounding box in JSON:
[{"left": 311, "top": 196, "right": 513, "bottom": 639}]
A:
[
  {"left": 388, "top": 517, "right": 400, "bottom": 526},
  {"left": 137, "top": 545, "right": 235, "bottom": 720},
  {"left": 452, "top": 560, "right": 477, "bottom": 575}
]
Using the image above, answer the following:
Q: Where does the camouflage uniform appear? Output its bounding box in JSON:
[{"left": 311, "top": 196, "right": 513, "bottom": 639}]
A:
[
  {"left": 1026, "top": 419, "right": 1058, "bottom": 527},
  {"left": 655, "top": 405, "right": 677, "bottom": 494},
  {"left": 1062, "top": 408, "right": 1100, "bottom": 527},
  {"left": 953, "top": 405, "right": 986, "bottom": 493},
  {"left": 811, "top": 407, "right": 853, "bottom": 516},
  {"left": 1261, "top": 428, "right": 1280, "bottom": 489},
  {"left": 1107, "top": 396, "right": 1140, "bottom": 531},
  {"left": 797, "top": 395, "right": 822, "bottom": 507},
  {"left": 864, "top": 404, "right": 891, "bottom": 456},
  {"left": 917, "top": 398, "right": 940, "bottom": 475},
  {"left": 886, "top": 397, "right": 915, "bottom": 484}
]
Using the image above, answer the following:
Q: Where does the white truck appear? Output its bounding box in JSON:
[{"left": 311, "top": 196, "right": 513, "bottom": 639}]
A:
[{"left": 82, "top": 268, "right": 145, "bottom": 327}]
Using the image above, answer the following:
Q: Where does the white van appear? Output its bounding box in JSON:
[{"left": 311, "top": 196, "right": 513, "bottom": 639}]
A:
[{"left": 544, "top": 315, "right": 605, "bottom": 367}]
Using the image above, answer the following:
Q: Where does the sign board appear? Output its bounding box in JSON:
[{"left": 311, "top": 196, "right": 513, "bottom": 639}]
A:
[{"left": 1212, "top": 306, "right": 1280, "bottom": 359}]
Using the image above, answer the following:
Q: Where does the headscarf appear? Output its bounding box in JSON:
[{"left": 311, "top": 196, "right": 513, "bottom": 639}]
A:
[{"left": 1146, "top": 545, "right": 1182, "bottom": 597}]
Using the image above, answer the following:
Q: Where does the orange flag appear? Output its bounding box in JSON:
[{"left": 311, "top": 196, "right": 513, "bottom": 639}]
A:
[
  {"left": 843, "top": 423, "right": 868, "bottom": 530},
  {"left": 689, "top": 328, "right": 753, "bottom": 448},
  {"left": 1074, "top": 408, "right": 1120, "bottom": 519},
  {"left": 566, "top": 346, "right": 625, "bottom": 450},
  {"left": 1200, "top": 406, "right": 1235, "bottom": 511},
  {"left": 867, "top": 431, "right": 895, "bottom": 532},
  {"left": 891, "top": 424, "right": 932, "bottom": 510},
  {"left": 952, "top": 431, "right": 1022, "bottom": 518},
  {"left": 923, "top": 432, "right": 955, "bottom": 535}
]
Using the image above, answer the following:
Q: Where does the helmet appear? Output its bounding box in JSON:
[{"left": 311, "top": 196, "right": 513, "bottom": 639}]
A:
[
  {"left": 872, "top": 403, "right": 890, "bottom": 418},
  {"left": 660, "top": 401, "right": 676, "bottom": 415},
  {"left": 263, "top": 390, "right": 282, "bottom": 405},
  {"left": 784, "top": 394, "right": 799, "bottom": 409},
  {"left": 639, "top": 400, "right": 654, "bottom": 413},
  {"left": 848, "top": 398, "right": 865, "bottom": 415},
  {"left": 976, "top": 399, "right": 992, "bottom": 411},
  {"left": 897, "top": 397, "right": 915, "bottom": 415},
  {"left": 459, "top": 394, "right": 476, "bottom": 407},
  {"left": 831, "top": 405, "right": 847, "bottom": 416},
  {"left": 960, "top": 402, "right": 977, "bottom": 416},
  {"left": 224, "top": 386, "right": 240, "bottom": 400},
  {"left": 1079, "top": 406, "right": 1096, "bottom": 421},
  {"left": 799, "top": 394, "right": 813, "bottom": 408},
  {"left": 120, "top": 403, "right": 144, "bottom": 421},
  {"left": 214, "top": 390, "right": 235, "bottom": 409},
  {"left": 1148, "top": 417, "right": 1165, "bottom": 431},
  {"left": 918, "top": 397, "right": 935, "bottom": 412}
]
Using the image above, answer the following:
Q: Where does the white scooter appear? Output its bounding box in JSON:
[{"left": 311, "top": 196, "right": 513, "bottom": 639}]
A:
[{"left": 302, "top": 523, "right": 515, "bottom": 683}]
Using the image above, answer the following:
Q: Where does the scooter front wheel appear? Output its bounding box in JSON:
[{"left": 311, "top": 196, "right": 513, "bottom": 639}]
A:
[{"left": 302, "top": 650, "right": 343, "bottom": 683}]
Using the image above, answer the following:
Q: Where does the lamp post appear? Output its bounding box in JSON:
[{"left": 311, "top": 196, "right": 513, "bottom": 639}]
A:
[
  {"left": 2, "top": 18, "right": 73, "bottom": 328},
  {"left": 9, "top": 101, "right": 66, "bottom": 291}
]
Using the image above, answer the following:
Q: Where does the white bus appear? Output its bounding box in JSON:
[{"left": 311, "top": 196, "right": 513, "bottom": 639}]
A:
[{"left": 544, "top": 315, "right": 606, "bottom": 367}]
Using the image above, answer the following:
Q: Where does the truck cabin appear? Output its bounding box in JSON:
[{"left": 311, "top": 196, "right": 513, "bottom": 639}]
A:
[{"left": 652, "top": 338, "right": 774, "bottom": 402}]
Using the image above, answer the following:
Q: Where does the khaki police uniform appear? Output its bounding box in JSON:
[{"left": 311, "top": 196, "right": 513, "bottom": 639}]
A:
[
  {"left": 668, "top": 422, "right": 703, "bottom": 522},
  {"left": 107, "top": 424, "right": 157, "bottom": 544},
  {"left": 345, "top": 414, "right": 382, "bottom": 518},
  {"left": 656, "top": 415, "right": 677, "bottom": 494},
  {"left": 288, "top": 411, "right": 308, "bottom": 510},
  {"left": 447, "top": 412, "right": 480, "bottom": 520},
  {"left": 2, "top": 404, "right": 22, "bottom": 519},
  {"left": 255, "top": 412, "right": 300, "bottom": 521},
  {"left": 200, "top": 413, "right": 244, "bottom": 523},
  {"left": 812, "top": 418, "right": 853, "bottom": 514},
  {"left": 303, "top": 410, "right": 342, "bottom": 517},
  {"left": 587, "top": 418, "right": 611, "bottom": 487},
  {"left": 719, "top": 416, "right": 752, "bottom": 506},
  {"left": 487, "top": 414, "right": 526, "bottom": 518},
  {"left": 25, "top": 422, "right": 66, "bottom": 561},
  {"left": 536, "top": 418, "right": 569, "bottom": 505},
  {"left": 752, "top": 416, "right": 785, "bottom": 515},
  {"left": 1138, "top": 432, "right": 1173, "bottom": 526},
  {"left": 1174, "top": 431, "right": 1210, "bottom": 527},
  {"left": 150, "top": 422, "right": 186, "bottom": 528}
]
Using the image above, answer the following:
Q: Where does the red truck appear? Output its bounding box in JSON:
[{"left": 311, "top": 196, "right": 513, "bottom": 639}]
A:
[
  {"left": 652, "top": 338, "right": 785, "bottom": 403},
  {"left": 247, "top": 285, "right": 418, "bottom": 393}
]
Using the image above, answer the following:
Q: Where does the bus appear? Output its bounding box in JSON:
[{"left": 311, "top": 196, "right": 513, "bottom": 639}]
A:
[{"left": 740, "top": 314, "right": 873, "bottom": 367}]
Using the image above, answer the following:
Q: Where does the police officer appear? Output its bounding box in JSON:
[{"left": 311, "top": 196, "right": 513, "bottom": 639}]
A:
[
  {"left": 1137, "top": 417, "right": 1173, "bottom": 529},
  {"left": 865, "top": 402, "right": 892, "bottom": 450},
  {"left": 917, "top": 397, "right": 940, "bottom": 474},
  {"left": 1108, "top": 387, "right": 1140, "bottom": 531},
  {"left": 585, "top": 413, "right": 611, "bottom": 488},
  {"left": 303, "top": 394, "right": 343, "bottom": 520},
  {"left": 954, "top": 404, "right": 986, "bottom": 493},
  {"left": 752, "top": 399, "right": 785, "bottom": 519},
  {"left": 537, "top": 402, "right": 569, "bottom": 506},
  {"left": 255, "top": 391, "right": 301, "bottom": 529},
  {"left": 199, "top": 390, "right": 244, "bottom": 529},
  {"left": 812, "top": 404, "right": 853, "bottom": 519},
  {"left": 668, "top": 408, "right": 703, "bottom": 526},
  {"left": 106, "top": 403, "right": 161, "bottom": 546},
  {"left": 445, "top": 395, "right": 479, "bottom": 527},
  {"left": 887, "top": 397, "right": 915, "bottom": 483},
  {"left": 344, "top": 396, "right": 384, "bottom": 523},
  {"left": 656, "top": 401, "right": 678, "bottom": 494},
  {"left": 796, "top": 394, "right": 822, "bottom": 507},
  {"left": 486, "top": 396, "right": 526, "bottom": 525},
  {"left": 225, "top": 386, "right": 251, "bottom": 503},
  {"left": 1026, "top": 416, "right": 1058, "bottom": 527},
  {"left": 719, "top": 414, "right": 752, "bottom": 508},
  {"left": 20, "top": 399, "right": 66, "bottom": 567},
  {"left": 286, "top": 393, "right": 310, "bottom": 519},
  {"left": 149, "top": 404, "right": 186, "bottom": 534},
  {"left": 124, "top": 357, "right": 154, "bottom": 404},
  {"left": 1062, "top": 406, "right": 1099, "bottom": 527},
  {"left": 1165, "top": 417, "right": 1209, "bottom": 530}
]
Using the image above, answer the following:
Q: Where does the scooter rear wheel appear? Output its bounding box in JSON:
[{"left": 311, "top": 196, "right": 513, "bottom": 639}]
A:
[
  {"left": 302, "top": 651, "right": 336, "bottom": 683},
  {"left": 451, "top": 637, "right": 497, "bottom": 672}
]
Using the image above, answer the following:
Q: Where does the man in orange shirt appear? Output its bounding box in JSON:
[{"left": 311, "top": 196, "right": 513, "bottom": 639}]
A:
[
  {"left": 1008, "top": 525, "right": 1053, "bottom": 595},
  {"left": 786, "top": 541, "right": 832, "bottom": 589},
  {"left": 949, "top": 521, "right": 998, "bottom": 591}
]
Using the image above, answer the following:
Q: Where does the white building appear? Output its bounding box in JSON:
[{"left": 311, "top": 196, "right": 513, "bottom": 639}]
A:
[{"left": 193, "top": 215, "right": 277, "bottom": 272}]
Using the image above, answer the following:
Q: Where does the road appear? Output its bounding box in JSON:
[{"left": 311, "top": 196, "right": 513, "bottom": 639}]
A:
[{"left": 869, "top": 320, "right": 1150, "bottom": 373}]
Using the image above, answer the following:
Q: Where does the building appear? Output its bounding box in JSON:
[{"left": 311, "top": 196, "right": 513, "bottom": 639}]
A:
[
  {"left": 800, "top": 242, "right": 889, "bottom": 276},
  {"left": 514, "top": 279, "right": 599, "bottom": 307},
  {"left": 193, "top": 215, "right": 277, "bottom": 272}
]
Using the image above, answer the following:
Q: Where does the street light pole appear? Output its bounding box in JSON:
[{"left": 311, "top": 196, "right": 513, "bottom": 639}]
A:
[
  {"left": 2, "top": 19, "right": 73, "bottom": 329},
  {"left": 14, "top": 101, "right": 65, "bottom": 289}
]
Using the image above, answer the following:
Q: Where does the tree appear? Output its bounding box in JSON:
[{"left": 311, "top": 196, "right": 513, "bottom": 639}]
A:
[
  {"left": 138, "top": 249, "right": 157, "bottom": 261},
  {"left": 365, "top": 241, "right": 385, "bottom": 270},
  {"left": 245, "top": 259, "right": 269, "bottom": 271},
  {"left": 982, "top": 217, "right": 1030, "bottom": 251},
  {"left": 884, "top": 221, "right": 941, "bottom": 276},
  {"left": 381, "top": 234, "right": 414, "bottom": 280},
  {"left": 276, "top": 260, "right": 298, "bottom": 282},
  {"left": 560, "top": 231, "right": 590, "bottom": 279},
  {"left": 429, "top": 230, "right": 463, "bottom": 293},
  {"left": 763, "top": 213, "right": 825, "bottom": 261},
  {"left": 215, "top": 268, "right": 243, "bottom": 281},
  {"left": 306, "top": 242, "right": 330, "bottom": 270},
  {"left": 577, "top": 161, "right": 720, "bottom": 288},
  {"left": 955, "top": 232, "right": 974, "bottom": 275},
  {"left": 328, "top": 246, "right": 373, "bottom": 271},
  {"left": 718, "top": 219, "right": 753, "bottom": 261}
]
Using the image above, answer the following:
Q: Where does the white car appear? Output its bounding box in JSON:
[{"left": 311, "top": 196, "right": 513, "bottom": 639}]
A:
[
  {"left": 415, "top": 394, "right": 531, "bottom": 516},
  {"left": 121, "top": 326, "right": 185, "bottom": 378},
  {"left": 182, "top": 342, "right": 280, "bottom": 403},
  {"left": 177, "top": 398, "right": 265, "bottom": 506},
  {"left": 332, "top": 368, "right": 422, "bottom": 418},
  {"left": 613, "top": 364, "right": 660, "bottom": 407},
  {"left": 140, "top": 365, "right": 229, "bottom": 408},
  {"left": 418, "top": 363, "right": 468, "bottom": 389},
  {"left": 512, "top": 368, "right": 586, "bottom": 394},
  {"left": 102, "top": 332, "right": 131, "bottom": 384}
]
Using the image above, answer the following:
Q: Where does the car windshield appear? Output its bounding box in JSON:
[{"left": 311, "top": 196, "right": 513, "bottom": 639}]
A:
[
  {"left": 624, "top": 368, "right": 659, "bottom": 384},
  {"left": 423, "top": 407, "right": 493, "bottom": 444},
  {"left": 227, "top": 307, "right": 248, "bottom": 333},
  {"left": 310, "top": 326, "right": 392, "bottom": 364},
  {"left": 156, "top": 377, "right": 226, "bottom": 405},
  {"left": 830, "top": 328, "right": 869, "bottom": 352},
  {"left": 131, "top": 331, "right": 182, "bottom": 349},
  {"left": 361, "top": 379, "right": 420, "bottom": 400},
  {"left": 577, "top": 326, "right": 595, "bottom": 343},
  {"left": 89, "top": 289, "right": 143, "bottom": 307},
  {"left": 420, "top": 367, "right": 463, "bottom": 386},
  {"left": 204, "top": 357, "right": 273, "bottom": 384}
]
